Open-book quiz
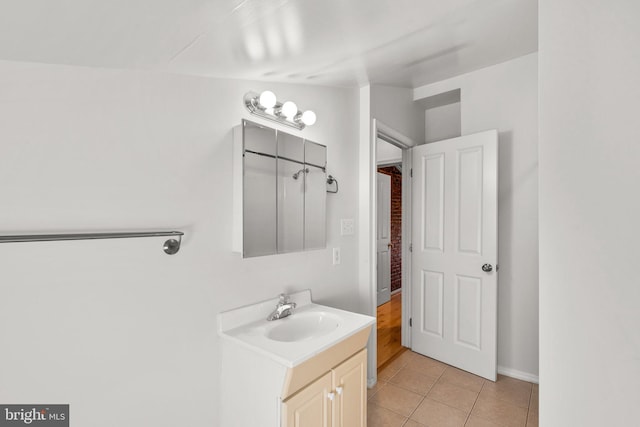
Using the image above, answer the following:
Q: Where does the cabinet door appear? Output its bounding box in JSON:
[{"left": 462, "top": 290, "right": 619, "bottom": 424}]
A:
[
  {"left": 242, "top": 121, "right": 277, "bottom": 257},
  {"left": 303, "top": 140, "right": 327, "bottom": 250},
  {"left": 277, "top": 158, "right": 305, "bottom": 253},
  {"left": 304, "top": 164, "right": 327, "bottom": 250},
  {"left": 282, "top": 372, "right": 332, "bottom": 427},
  {"left": 243, "top": 151, "right": 277, "bottom": 257},
  {"left": 332, "top": 349, "right": 367, "bottom": 427}
]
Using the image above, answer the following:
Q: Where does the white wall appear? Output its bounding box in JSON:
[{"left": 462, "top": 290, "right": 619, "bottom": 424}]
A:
[
  {"left": 414, "top": 53, "right": 539, "bottom": 380},
  {"left": 424, "top": 102, "right": 461, "bottom": 143},
  {"left": 370, "top": 85, "right": 425, "bottom": 143},
  {"left": 539, "top": 1, "right": 640, "bottom": 425},
  {"left": 376, "top": 138, "right": 402, "bottom": 165},
  {"left": 0, "top": 60, "right": 360, "bottom": 426}
]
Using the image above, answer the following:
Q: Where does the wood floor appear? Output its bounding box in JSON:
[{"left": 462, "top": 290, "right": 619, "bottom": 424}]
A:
[{"left": 377, "top": 292, "right": 403, "bottom": 368}]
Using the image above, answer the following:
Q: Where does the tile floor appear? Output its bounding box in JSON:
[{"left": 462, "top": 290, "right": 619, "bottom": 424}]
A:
[{"left": 368, "top": 351, "right": 538, "bottom": 427}]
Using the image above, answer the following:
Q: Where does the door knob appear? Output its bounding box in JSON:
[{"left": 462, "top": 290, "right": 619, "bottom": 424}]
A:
[
  {"left": 482, "top": 264, "right": 493, "bottom": 272},
  {"left": 327, "top": 392, "right": 335, "bottom": 401}
]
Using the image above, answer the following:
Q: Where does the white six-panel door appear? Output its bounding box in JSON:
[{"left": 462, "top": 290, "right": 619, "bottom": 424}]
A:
[
  {"left": 411, "top": 130, "right": 498, "bottom": 381},
  {"left": 376, "top": 172, "right": 392, "bottom": 306}
]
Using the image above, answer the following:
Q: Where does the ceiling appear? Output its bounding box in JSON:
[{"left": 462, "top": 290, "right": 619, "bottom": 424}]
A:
[{"left": 0, "top": 0, "right": 537, "bottom": 88}]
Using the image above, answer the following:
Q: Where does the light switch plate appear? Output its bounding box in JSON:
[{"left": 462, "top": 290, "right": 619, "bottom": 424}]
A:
[{"left": 340, "top": 219, "right": 355, "bottom": 236}]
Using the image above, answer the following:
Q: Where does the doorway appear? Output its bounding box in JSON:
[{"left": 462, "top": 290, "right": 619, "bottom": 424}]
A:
[
  {"left": 376, "top": 161, "right": 403, "bottom": 367},
  {"left": 372, "top": 121, "right": 416, "bottom": 370}
]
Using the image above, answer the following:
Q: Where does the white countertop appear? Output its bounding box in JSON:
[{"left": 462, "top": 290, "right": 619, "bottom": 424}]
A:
[{"left": 218, "top": 290, "right": 376, "bottom": 367}]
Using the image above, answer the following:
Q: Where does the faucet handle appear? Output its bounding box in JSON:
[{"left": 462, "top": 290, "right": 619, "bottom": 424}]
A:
[{"left": 278, "top": 293, "right": 289, "bottom": 304}]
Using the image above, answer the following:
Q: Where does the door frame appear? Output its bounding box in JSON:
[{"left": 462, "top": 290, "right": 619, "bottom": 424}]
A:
[{"left": 366, "top": 119, "right": 416, "bottom": 384}]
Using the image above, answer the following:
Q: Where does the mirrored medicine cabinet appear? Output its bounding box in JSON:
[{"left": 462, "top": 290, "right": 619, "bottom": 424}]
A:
[{"left": 233, "top": 120, "right": 327, "bottom": 258}]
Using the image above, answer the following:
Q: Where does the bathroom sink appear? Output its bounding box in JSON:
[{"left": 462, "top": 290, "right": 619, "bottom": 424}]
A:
[
  {"left": 266, "top": 311, "right": 341, "bottom": 342},
  {"left": 219, "top": 290, "right": 375, "bottom": 367}
]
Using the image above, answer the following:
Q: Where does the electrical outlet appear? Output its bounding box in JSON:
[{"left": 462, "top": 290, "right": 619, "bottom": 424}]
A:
[
  {"left": 341, "top": 219, "right": 355, "bottom": 236},
  {"left": 333, "top": 247, "right": 341, "bottom": 265}
]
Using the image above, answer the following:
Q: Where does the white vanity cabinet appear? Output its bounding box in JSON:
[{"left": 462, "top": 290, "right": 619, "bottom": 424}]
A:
[
  {"left": 282, "top": 349, "right": 367, "bottom": 427},
  {"left": 218, "top": 290, "right": 375, "bottom": 427}
]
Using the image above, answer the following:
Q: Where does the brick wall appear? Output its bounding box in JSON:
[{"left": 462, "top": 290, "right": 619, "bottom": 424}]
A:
[{"left": 377, "top": 166, "right": 402, "bottom": 292}]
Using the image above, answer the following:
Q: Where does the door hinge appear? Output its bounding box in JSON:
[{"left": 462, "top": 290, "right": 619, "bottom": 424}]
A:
[
  {"left": 409, "top": 243, "right": 413, "bottom": 252},
  {"left": 410, "top": 168, "right": 413, "bottom": 177},
  {"left": 409, "top": 318, "right": 412, "bottom": 327}
]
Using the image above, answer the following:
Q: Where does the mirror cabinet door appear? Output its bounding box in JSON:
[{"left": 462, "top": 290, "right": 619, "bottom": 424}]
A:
[
  {"left": 239, "top": 120, "right": 327, "bottom": 257},
  {"left": 277, "top": 132, "right": 305, "bottom": 253},
  {"left": 304, "top": 141, "right": 327, "bottom": 250},
  {"left": 243, "top": 122, "right": 277, "bottom": 257}
]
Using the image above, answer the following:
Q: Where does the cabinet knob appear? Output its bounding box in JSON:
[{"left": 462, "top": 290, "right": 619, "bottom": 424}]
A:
[
  {"left": 327, "top": 392, "right": 335, "bottom": 401},
  {"left": 336, "top": 386, "right": 343, "bottom": 395}
]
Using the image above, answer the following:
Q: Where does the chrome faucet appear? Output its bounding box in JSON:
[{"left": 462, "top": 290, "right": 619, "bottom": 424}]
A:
[{"left": 267, "top": 293, "right": 297, "bottom": 321}]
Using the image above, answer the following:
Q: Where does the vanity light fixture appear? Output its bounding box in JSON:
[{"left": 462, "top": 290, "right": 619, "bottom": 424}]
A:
[
  {"left": 259, "top": 90, "right": 277, "bottom": 109},
  {"left": 300, "top": 110, "right": 316, "bottom": 126},
  {"left": 244, "top": 90, "right": 317, "bottom": 130},
  {"left": 280, "top": 101, "right": 298, "bottom": 119}
]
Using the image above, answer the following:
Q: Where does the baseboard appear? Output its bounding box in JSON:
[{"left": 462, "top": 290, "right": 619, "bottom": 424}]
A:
[{"left": 497, "top": 365, "right": 539, "bottom": 384}]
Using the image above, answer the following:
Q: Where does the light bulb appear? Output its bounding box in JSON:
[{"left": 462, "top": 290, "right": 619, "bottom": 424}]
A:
[
  {"left": 258, "top": 91, "right": 277, "bottom": 109},
  {"left": 301, "top": 110, "right": 317, "bottom": 126},
  {"left": 281, "top": 101, "right": 298, "bottom": 119}
]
